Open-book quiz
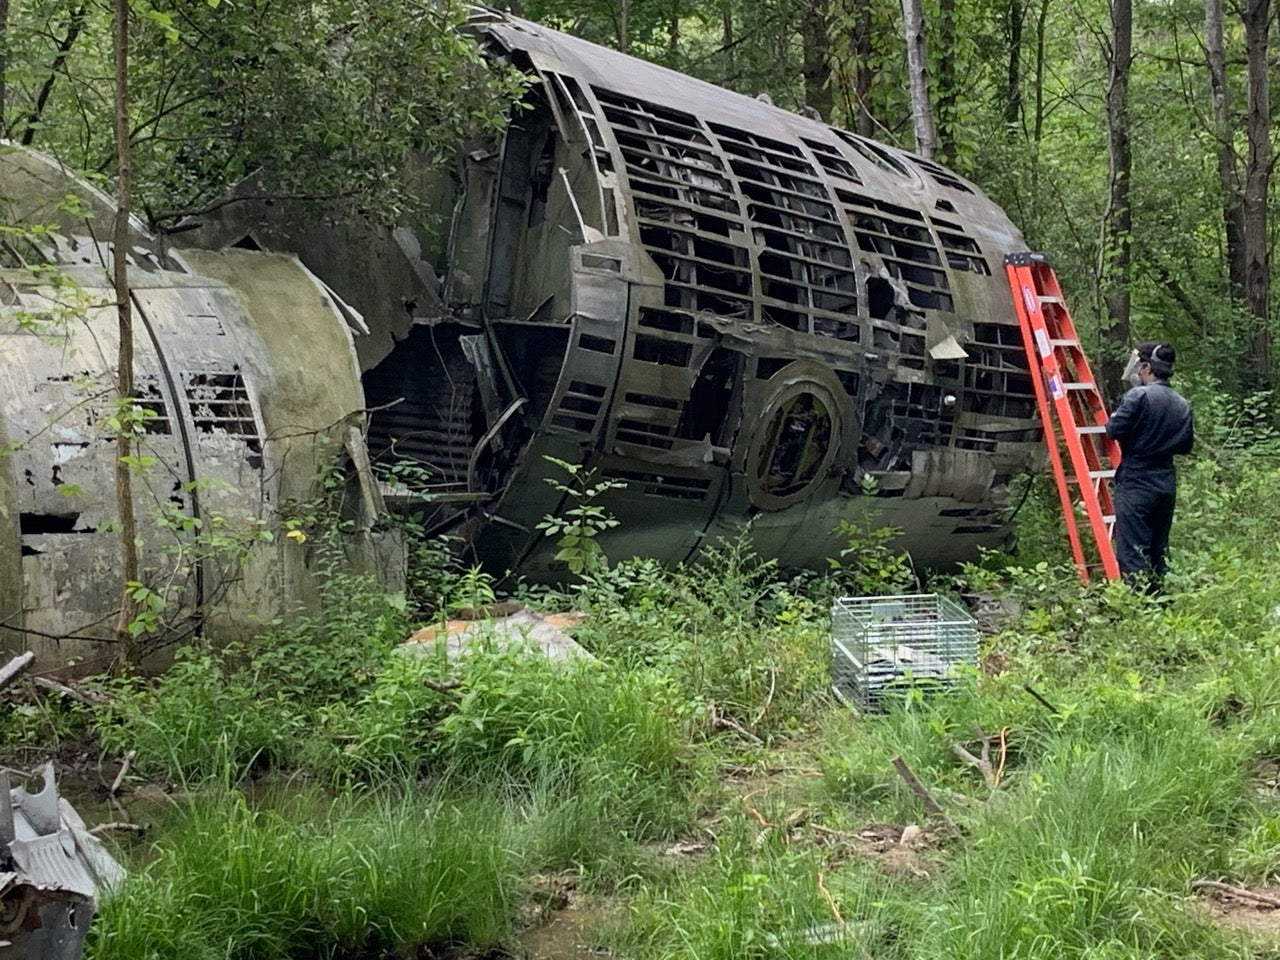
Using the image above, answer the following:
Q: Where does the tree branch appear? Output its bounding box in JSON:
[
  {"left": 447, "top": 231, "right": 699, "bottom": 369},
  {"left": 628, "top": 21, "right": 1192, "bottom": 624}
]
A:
[
  {"left": 0, "top": 652, "right": 35, "bottom": 693},
  {"left": 890, "top": 755, "right": 956, "bottom": 831},
  {"left": 1192, "top": 879, "right": 1280, "bottom": 908},
  {"left": 150, "top": 189, "right": 355, "bottom": 229},
  {"left": 19, "top": 4, "right": 88, "bottom": 147},
  {"left": 32, "top": 675, "right": 107, "bottom": 706},
  {"left": 1140, "top": 258, "right": 1212, "bottom": 332}
]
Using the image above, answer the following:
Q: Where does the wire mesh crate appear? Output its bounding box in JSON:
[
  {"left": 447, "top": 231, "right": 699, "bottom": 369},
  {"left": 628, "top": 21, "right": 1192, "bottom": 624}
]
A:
[{"left": 831, "top": 594, "right": 977, "bottom": 710}]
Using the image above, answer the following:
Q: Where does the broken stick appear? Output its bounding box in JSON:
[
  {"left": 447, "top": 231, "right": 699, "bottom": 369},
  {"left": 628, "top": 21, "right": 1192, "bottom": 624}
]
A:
[
  {"left": 423, "top": 677, "right": 461, "bottom": 693},
  {"left": 890, "top": 755, "right": 956, "bottom": 831},
  {"left": 32, "top": 675, "right": 105, "bottom": 706},
  {"left": 1191, "top": 879, "right": 1280, "bottom": 909},
  {"left": 109, "top": 750, "right": 136, "bottom": 796},
  {"left": 1023, "top": 683, "right": 1060, "bottom": 715},
  {"left": 89, "top": 821, "right": 147, "bottom": 836},
  {"left": 951, "top": 741, "right": 997, "bottom": 790},
  {"left": 709, "top": 703, "right": 763, "bottom": 744},
  {"left": 952, "top": 724, "right": 1003, "bottom": 790}
]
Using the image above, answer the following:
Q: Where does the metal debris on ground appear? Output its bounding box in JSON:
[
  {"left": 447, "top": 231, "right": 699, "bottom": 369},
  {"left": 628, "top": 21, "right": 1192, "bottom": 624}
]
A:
[
  {"left": 1, "top": 763, "right": 126, "bottom": 959},
  {"left": 403, "top": 607, "right": 592, "bottom": 663}
]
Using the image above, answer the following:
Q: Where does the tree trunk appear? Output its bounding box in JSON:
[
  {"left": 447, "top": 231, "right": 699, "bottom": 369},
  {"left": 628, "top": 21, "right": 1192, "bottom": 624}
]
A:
[
  {"left": 1204, "top": 0, "right": 1245, "bottom": 293},
  {"left": 620, "top": 0, "right": 629, "bottom": 52},
  {"left": 853, "top": 0, "right": 874, "bottom": 136},
  {"left": 113, "top": 0, "right": 140, "bottom": 661},
  {"left": 1241, "top": 0, "right": 1270, "bottom": 386},
  {"left": 935, "top": 0, "right": 958, "bottom": 165},
  {"left": 721, "top": 0, "right": 734, "bottom": 74},
  {"left": 667, "top": 0, "right": 681, "bottom": 61},
  {"left": 0, "top": 0, "right": 8, "bottom": 133},
  {"left": 1005, "top": 0, "right": 1024, "bottom": 128},
  {"left": 901, "top": 0, "right": 935, "bottom": 158},
  {"left": 802, "top": 0, "right": 833, "bottom": 120},
  {"left": 1033, "top": 0, "right": 1049, "bottom": 145},
  {"left": 1099, "top": 0, "right": 1132, "bottom": 400}
]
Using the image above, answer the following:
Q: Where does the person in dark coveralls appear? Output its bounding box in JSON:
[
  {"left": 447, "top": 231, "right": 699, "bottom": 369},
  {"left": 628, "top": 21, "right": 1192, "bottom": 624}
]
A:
[{"left": 1104, "top": 341, "right": 1194, "bottom": 589}]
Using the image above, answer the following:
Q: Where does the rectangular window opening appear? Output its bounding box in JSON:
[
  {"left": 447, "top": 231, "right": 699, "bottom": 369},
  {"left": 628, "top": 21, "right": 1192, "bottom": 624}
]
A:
[
  {"left": 183, "top": 370, "right": 259, "bottom": 442},
  {"left": 578, "top": 333, "right": 617, "bottom": 354},
  {"left": 568, "top": 380, "right": 607, "bottom": 398},
  {"left": 633, "top": 335, "right": 693, "bottom": 366}
]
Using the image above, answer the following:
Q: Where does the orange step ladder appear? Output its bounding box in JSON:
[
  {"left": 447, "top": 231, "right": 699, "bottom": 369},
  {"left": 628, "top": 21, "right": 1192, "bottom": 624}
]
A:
[{"left": 1003, "top": 252, "right": 1121, "bottom": 581}]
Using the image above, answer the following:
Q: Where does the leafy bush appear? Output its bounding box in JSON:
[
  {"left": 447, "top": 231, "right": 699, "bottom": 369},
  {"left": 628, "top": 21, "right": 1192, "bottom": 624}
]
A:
[
  {"left": 827, "top": 515, "right": 919, "bottom": 596},
  {"left": 248, "top": 570, "right": 412, "bottom": 703}
]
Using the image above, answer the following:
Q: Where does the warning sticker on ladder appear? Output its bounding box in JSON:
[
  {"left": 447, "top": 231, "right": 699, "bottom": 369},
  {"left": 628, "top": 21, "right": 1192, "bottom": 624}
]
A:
[
  {"left": 1047, "top": 373, "right": 1064, "bottom": 399},
  {"left": 1021, "top": 286, "right": 1038, "bottom": 317},
  {"left": 1034, "top": 328, "right": 1051, "bottom": 358}
]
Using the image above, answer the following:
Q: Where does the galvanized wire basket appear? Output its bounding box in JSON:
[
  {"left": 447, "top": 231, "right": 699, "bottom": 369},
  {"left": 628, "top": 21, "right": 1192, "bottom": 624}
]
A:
[{"left": 831, "top": 594, "right": 977, "bottom": 710}]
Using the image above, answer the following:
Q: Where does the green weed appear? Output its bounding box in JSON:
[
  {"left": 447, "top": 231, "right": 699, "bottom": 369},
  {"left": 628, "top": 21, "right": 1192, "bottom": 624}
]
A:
[
  {"left": 324, "top": 638, "right": 700, "bottom": 838},
  {"left": 575, "top": 531, "right": 831, "bottom": 737},
  {"left": 94, "top": 645, "right": 304, "bottom": 786}
]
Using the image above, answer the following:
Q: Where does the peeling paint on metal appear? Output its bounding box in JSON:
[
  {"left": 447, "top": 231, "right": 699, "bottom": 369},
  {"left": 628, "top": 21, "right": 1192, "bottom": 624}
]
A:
[{"left": 0, "top": 150, "right": 392, "bottom": 671}]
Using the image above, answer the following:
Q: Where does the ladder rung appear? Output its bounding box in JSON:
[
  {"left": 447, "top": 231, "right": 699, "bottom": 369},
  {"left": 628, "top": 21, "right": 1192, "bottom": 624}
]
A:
[
  {"left": 1063, "top": 382, "right": 1096, "bottom": 391},
  {"left": 1089, "top": 469, "right": 1116, "bottom": 480},
  {"left": 1077, "top": 425, "right": 1107, "bottom": 434},
  {"left": 1040, "top": 296, "right": 1064, "bottom": 305},
  {"left": 1050, "top": 338, "right": 1079, "bottom": 348}
]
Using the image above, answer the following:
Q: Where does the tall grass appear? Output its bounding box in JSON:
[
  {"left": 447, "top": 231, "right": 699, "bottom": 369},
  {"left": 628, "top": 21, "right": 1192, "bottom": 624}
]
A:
[
  {"left": 919, "top": 701, "right": 1250, "bottom": 958},
  {"left": 94, "top": 645, "right": 305, "bottom": 787},
  {"left": 619, "top": 668, "right": 1261, "bottom": 960},
  {"left": 87, "top": 786, "right": 521, "bottom": 960},
  {"left": 317, "top": 639, "right": 702, "bottom": 838}
]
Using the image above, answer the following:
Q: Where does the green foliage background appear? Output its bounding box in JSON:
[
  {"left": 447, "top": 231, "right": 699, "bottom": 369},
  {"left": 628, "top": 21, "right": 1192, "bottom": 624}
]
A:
[{"left": 3, "top": 0, "right": 1273, "bottom": 381}]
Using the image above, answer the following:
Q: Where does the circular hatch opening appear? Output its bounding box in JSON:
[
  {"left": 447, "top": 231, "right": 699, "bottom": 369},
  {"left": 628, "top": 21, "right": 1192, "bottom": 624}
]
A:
[
  {"left": 755, "top": 392, "right": 833, "bottom": 497},
  {"left": 745, "top": 372, "right": 845, "bottom": 512}
]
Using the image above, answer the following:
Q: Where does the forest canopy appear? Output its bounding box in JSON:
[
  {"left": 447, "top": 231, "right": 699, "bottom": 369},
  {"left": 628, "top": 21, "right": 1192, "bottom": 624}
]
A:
[{"left": 2, "top": 0, "right": 1274, "bottom": 391}]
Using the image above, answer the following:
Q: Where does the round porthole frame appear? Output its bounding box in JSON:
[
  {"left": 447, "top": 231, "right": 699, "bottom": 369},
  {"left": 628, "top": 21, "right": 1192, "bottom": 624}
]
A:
[{"left": 743, "top": 364, "right": 847, "bottom": 512}]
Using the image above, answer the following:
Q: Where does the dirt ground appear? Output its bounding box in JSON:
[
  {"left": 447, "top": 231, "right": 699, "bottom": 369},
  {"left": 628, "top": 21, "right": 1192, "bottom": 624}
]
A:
[{"left": 1193, "top": 883, "right": 1280, "bottom": 941}]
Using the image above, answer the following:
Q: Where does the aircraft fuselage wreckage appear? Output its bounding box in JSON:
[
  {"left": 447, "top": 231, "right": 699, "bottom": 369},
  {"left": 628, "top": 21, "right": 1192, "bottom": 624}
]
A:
[{"left": 1, "top": 11, "right": 1041, "bottom": 666}]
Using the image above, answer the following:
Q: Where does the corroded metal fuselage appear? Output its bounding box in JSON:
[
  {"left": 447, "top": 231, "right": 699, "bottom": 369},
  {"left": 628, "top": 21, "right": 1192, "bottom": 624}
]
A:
[
  {"left": 188, "top": 12, "right": 1042, "bottom": 580},
  {"left": 369, "top": 14, "right": 1041, "bottom": 577},
  {"left": 0, "top": 146, "right": 393, "bottom": 670}
]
